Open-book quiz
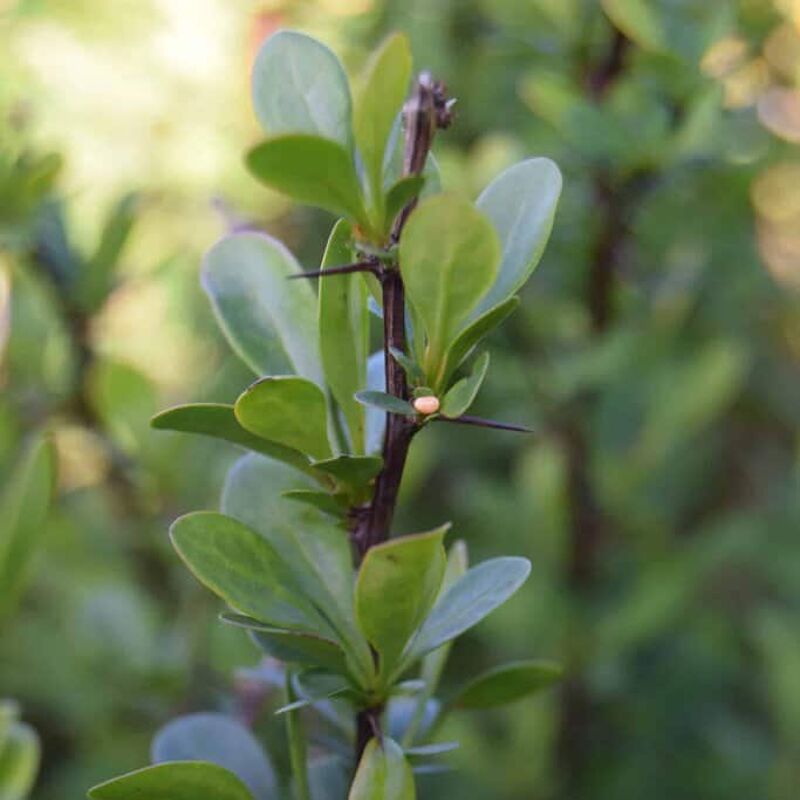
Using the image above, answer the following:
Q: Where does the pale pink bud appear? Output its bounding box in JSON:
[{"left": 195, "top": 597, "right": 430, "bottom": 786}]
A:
[{"left": 413, "top": 395, "right": 440, "bottom": 415}]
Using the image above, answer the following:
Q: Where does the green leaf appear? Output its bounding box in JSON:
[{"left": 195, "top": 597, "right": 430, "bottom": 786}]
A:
[
  {"left": 473, "top": 158, "right": 561, "bottom": 318},
  {"left": 439, "top": 297, "right": 518, "bottom": 389},
  {"left": 170, "top": 511, "right": 330, "bottom": 636},
  {"left": 452, "top": 660, "right": 563, "bottom": 709},
  {"left": 87, "top": 359, "right": 155, "bottom": 454},
  {"left": 0, "top": 435, "right": 57, "bottom": 616},
  {"left": 356, "top": 526, "right": 449, "bottom": 673},
  {"left": 404, "top": 557, "right": 531, "bottom": 664},
  {"left": 79, "top": 192, "right": 138, "bottom": 311},
  {"left": 247, "top": 135, "right": 369, "bottom": 229},
  {"left": 311, "top": 455, "right": 383, "bottom": 492},
  {"left": 0, "top": 700, "right": 18, "bottom": 752},
  {"left": 235, "top": 377, "right": 332, "bottom": 461},
  {"left": 402, "top": 541, "right": 469, "bottom": 747},
  {"left": 441, "top": 352, "right": 490, "bottom": 419},
  {"left": 399, "top": 195, "right": 500, "bottom": 376},
  {"left": 318, "top": 220, "right": 368, "bottom": 453},
  {"left": 151, "top": 713, "right": 275, "bottom": 800},
  {"left": 202, "top": 232, "right": 322, "bottom": 382},
  {"left": 388, "top": 347, "right": 424, "bottom": 386},
  {"left": 88, "top": 762, "right": 254, "bottom": 800},
  {"left": 355, "top": 391, "right": 415, "bottom": 417},
  {"left": 283, "top": 669, "right": 356, "bottom": 714},
  {"left": 282, "top": 490, "right": 347, "bottom": 519},
  {"left": 349, "top": 738, "right": 415, "bottom": 800},
  {"left": 601, "top": 0, "right": 666, "bottom": 52},
  {"left": 353, "top": 33, "right": 412, "bottom": 211},
  {"left": 31, "top": 199, "right": 76, "bottom": 289},
  {"left": 251, "top": 30, "right": 353, "bottom": 147},
  {"left": 284, "top": 668, "right": 312, "bottom": 800},
  {"left": 222, "top": 455, "right": 374, "bottom": 685},
  {"left": 0, "top": 720, "right": 39, "bottom": 800},
  {"left": 384, "top": 176, "right": 425, "bottom": 232},
  {"left": 223, "top": 613, "right": 348, "bottom": 674},
  {"left": 151, "top": 404, "right": 312, "bottom": 475}
]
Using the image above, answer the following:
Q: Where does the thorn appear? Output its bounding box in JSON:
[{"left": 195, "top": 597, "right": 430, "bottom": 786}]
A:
[
  {"left": 434, "top": 415, "right": 533, "bottom": 433},
  {"left": 288, "top": 262, "right": 379, "bottom": 280}
]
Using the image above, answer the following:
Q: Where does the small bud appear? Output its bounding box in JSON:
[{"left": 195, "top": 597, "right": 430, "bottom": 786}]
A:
[{"left": 413, "top": 395, "right": 440, "bottom": 415}]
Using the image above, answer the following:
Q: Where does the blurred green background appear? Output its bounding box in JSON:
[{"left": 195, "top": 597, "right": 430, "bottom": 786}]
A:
[{"left": 2, "top": 1, "right": 800, "bottom": 798}]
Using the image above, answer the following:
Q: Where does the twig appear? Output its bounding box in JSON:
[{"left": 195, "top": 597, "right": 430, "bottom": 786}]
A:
[
  {"left": 433, "top": 415, "right": 533, "bottom": 433},
  {"left": 353, "top": 71, "right": 452, "bottom": 766},
  {"left": 288, "top": 261, "right": 380, "bottom": 280}
]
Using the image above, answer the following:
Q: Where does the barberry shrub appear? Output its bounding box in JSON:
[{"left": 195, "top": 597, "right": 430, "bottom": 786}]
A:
[{"left": 88, "top": 30, "right": 562, "bottom": 800}]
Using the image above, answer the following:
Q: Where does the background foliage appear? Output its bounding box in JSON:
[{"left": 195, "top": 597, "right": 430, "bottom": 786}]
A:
[{"left": 1, "top": 1, "right": 799, "bottom": 798}]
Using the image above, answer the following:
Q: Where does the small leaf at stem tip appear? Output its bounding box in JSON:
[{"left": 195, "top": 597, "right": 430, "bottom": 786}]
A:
[
  {"left": 354, "top": 390, "right": 416, "bottom": 416},
  {"left": 384, "top": 175, "right": 425, "bottom": 231},
  {"left": 435, "top": 414, "right": 533, "bottom": 433}
]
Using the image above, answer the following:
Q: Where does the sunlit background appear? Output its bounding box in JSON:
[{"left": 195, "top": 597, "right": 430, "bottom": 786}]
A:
[{"left": 2, "top": 1, "right": 800, "bottom": 798}]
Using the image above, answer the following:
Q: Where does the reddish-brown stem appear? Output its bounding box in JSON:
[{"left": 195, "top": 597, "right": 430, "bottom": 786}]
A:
[{"left": 352, "top": 72, "right": 452, "bottom": 767}]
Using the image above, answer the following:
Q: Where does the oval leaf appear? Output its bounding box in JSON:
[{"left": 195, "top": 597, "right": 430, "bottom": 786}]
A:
[
  {"left": 399, "top": 195, "right": 500, "bottom": 374},
  {"left": 235, "top": 376, "right": 331, "bottom": 461},
  {"left": 202, "top": 232, "right": 322, "bottom": 382},
  {"left": 151, "top": 403, "right": 311, "bottom": 474},
  {"left": 0, "top": 435, "right": 57, "bottom": 616},
  {"left": 0, "top": 719, "right": 39, "bottom": 800},
  {"left": 440, "top": 296, "right": 518, "bottom": 387},
  {"left": 88, "top": 761, "right": 254, "bottom": 800},
  {"left": 170, "top": 511, "right": 330, "bottom": 637},
  {"left": 441, "top": 352, "right": 490, "bottom": 419},
  {"left": 252, "top": 30, "right": 353, "bottom": 146},
  {"left": 353, "top": 33, "right": 412, "bottom": 207},
  {"left": 151, "top": 714, "right": 275, "bottom": 800},
  {"left": 405, "top": 557, "right": 531, "bottom": 664},
  {"left": 318, "top": 219, "right": 368, "bottom": 453},
  {"left": 356, "top": 526, "right": 448, "bottom": 672},
  {"left": 349, "top": 738, "right": 415, "bottom": 800},
  {"left": 223, "top": 613, "right": 348, "bottom": 674},
  {"left": 246, "top": 135, "right": 368, "bottom": 228},
  {"left": 222, "top": 455, "right": 374, "bottom": 684},
  {"left": 473, "top": 158, "right": 562, "bottom": 317},
  {"left": 453, "top": 660, "right": 563, "bottom": 709}
]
